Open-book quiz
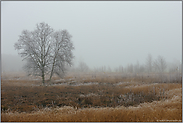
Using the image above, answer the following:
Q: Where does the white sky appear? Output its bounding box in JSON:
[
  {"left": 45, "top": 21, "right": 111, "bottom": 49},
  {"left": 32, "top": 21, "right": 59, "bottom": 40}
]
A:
[{"left": 1, "top": 1, "right": 182, "bottom": 69}]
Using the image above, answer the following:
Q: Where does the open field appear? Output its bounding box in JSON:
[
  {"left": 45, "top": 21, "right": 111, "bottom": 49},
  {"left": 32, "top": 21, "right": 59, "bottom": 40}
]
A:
[{"left": 1, "top": 73, "right": 182, "bottom": 122}]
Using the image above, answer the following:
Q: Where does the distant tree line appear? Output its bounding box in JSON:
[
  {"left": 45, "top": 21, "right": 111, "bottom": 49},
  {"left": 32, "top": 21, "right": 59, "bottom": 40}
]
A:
[{"left": 69, "top": 54, "right": 181, "bottom": 75}]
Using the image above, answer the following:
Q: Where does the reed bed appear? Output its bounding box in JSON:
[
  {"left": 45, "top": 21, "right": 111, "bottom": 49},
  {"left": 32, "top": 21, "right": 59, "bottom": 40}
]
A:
[{"left": 1, "top": 73, "right": 182, "bottom": 122}]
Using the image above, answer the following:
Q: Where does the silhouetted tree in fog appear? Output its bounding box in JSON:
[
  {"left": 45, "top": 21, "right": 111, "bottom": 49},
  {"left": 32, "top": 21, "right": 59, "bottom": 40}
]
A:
[
  {"left": 127, "top": 64, "right": 133, "bottom": 73},
  {"left": 153, "top": 56, "right": 167, "bottom": 73},
  {"left": 78, "top": 62, "right": 89, "bottom": 72},
  {"left": 115, "top": 66, "right": 123, "bottom": 73},
  {"left": 146, "top": 54, "right": 153, "bottom": 73},
  {"left": 49, "top": 30, "right": 74, "bottom": 81},
  {"left": 14, "top": 22, "right": 74, "bottom": 85},
  {"left": 134, "top": 61, "right": 140, "bottom": 73}
]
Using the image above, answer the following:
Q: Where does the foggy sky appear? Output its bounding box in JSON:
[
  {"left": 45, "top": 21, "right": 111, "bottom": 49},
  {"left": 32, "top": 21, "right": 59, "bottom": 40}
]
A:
[{"left": 1, "top": 1, "right": 182, "bottom": 70}]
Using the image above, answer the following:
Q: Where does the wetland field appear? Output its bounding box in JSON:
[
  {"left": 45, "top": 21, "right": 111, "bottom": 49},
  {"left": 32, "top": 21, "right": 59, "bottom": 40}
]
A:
[{"left": 1, "top": 72, "right": 182, "bottom": 122}]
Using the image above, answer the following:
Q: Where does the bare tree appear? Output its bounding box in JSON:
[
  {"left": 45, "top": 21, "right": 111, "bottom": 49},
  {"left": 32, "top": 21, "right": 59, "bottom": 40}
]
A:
[
  {"left": 127, "top": 64, "right": 133, "bottom": 73},
  {"left": 139, "top": 64, "right": 145, "bottom": 73},
  {"left": 134, "top": 61, "right": 140, "bottom": 73},
  {"left": 77, "top": 61, "right": 89, "bottom": 72},
  {"left": 14, "top": 22, "right": 74, "bottom": 85},
  {"left": 115, "top": 66, "right": 123, "bottom": 73},
  {"left": 49, "top": 30, "right": 74, "bottom": 81},
  {"left": 107, "top": 66, "right": 112, "bottom": 73},
  {"left": 153, "top": 55, "right": 167, "bottom": 73},
  {"left": 146, "top": 54, "right": 153, "bottom": 73}
]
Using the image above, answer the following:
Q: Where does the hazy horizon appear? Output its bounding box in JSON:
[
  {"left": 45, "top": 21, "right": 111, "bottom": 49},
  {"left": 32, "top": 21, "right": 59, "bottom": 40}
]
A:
[{"left": 1, "top": 1, "right": 182, "bottom": 71}]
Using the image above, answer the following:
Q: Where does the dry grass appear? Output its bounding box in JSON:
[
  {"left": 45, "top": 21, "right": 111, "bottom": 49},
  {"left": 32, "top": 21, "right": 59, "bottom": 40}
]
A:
[
  {"left": 2, "top": 90, "right": 182, "bottom": 122},
  {"left": 1, "top": 73, "right": 182, "bottom": 122}
]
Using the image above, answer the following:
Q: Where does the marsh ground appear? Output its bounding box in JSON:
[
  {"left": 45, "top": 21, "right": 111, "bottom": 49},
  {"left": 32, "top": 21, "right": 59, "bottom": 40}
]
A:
[{"left": 1, "top": 73, "right": 182, "bottom": 122}]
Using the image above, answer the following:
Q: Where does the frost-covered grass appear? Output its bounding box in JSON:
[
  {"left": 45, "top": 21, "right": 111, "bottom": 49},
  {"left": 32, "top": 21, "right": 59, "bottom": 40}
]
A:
[
  {"left": 1, "top": 73, "right": 182, "bottom": 122},
  {"left": 2, "top": 88, "right": 182, "bottom": 122}
]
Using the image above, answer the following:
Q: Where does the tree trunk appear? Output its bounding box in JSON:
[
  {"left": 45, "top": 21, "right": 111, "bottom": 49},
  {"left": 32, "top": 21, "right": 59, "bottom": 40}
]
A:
[
  {"left": 49, "top": 72, "right": 53, "bottom": 82},
  {"left": 49, "top": 63, "right": 55, "bottom": 83},
  {"left": 42, "top": 69, "right": 45, "bottom": 85},
  {"left": 49, "top": 56, "right": 56, "bottom": 82}
]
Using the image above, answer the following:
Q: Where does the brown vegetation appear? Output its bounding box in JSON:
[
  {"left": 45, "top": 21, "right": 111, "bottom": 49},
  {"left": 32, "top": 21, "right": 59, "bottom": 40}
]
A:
[{"left": 1, "top": 73, "right": 182, "bottom": 122}]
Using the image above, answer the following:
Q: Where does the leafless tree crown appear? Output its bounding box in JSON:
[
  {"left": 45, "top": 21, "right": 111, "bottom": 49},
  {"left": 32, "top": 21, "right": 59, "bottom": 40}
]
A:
[
  {"left": 146, "top": 54, "right": 153, "bottom": 73},
  {"left": 14, "top": 22, "right": 74, "bottom": 85},
  {"left": 153, "top": 56, "right": 167, "bottom": 73}
]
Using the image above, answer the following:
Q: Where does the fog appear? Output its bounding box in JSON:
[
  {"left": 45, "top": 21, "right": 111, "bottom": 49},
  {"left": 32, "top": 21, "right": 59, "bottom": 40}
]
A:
[
  {"left": 1, "top": 54, "right": 26, "bottom": 73},
  {"left": 1, "top": 1, "right": 182, "bottom": 72}
]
